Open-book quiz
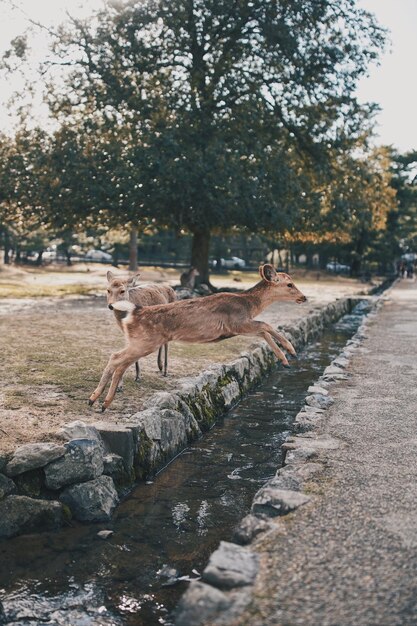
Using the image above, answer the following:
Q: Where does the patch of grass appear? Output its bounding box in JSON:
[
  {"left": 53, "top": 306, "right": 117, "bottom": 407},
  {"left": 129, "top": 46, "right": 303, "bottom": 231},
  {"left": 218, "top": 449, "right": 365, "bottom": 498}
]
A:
[{"left": 0, "top": 283, "right": 98, "bottom": 298}]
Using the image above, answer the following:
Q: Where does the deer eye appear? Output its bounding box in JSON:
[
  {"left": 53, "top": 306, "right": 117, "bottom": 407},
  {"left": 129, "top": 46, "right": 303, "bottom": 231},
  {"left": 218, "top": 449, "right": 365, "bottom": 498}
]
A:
[
  {"left": 120, "top": 289, "right": 126, "bottom": 294},
  {"left": 287, "top": 283, "right": 294, "bottom": 288}
]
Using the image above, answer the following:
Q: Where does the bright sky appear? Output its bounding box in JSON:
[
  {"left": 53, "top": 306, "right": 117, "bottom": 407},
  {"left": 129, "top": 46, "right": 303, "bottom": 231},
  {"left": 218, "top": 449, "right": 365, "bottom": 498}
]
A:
[
  {"left": 0, "top": 0, "right": 416, "bottom": 153},
  {"left": 356, "top": 0, "right": 417, "bottom": 153}
]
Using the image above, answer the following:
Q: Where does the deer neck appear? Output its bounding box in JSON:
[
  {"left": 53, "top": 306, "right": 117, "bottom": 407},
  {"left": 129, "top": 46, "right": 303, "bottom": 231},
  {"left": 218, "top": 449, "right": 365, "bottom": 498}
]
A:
[{"left": 245, "top": 281, "right": 277, "bottom": 317}]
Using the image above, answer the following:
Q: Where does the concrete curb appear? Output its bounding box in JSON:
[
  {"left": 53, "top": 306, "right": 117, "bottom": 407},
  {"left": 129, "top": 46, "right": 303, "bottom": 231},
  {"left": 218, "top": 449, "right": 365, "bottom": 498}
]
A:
[
  {"left": 174, "top": 290, "right": 392, "bottom": 626},
  {"left": 0, "top": 296, "right": 362, "bottom": 539}
]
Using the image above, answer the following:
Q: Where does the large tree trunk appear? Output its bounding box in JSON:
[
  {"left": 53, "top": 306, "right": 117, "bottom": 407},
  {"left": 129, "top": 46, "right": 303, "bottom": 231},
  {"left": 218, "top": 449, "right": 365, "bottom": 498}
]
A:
[
  {"left": 129, "top": 226, "right": 138, "bottom": 272},
  {"left": 190, "top": 228, "right": 212, "bottom": 287}
]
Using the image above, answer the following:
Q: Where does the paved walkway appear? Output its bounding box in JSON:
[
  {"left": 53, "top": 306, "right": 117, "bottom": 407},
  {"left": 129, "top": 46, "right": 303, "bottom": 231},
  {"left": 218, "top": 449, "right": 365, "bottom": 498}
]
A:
[{"left": 236, "top": 279, "right": 417, "bottom": 626}]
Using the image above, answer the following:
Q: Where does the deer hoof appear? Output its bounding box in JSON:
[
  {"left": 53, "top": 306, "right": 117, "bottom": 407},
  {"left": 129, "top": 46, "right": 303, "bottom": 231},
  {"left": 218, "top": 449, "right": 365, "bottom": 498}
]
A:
[
  {"left": 101, "top": 405, "right": 107, "bottom": 412},
  {"left": 282, "top": 363, "right": 291, "bottom": 369},
  {"left": 88, "top": 399, "right": 95, "bottom": 406}
]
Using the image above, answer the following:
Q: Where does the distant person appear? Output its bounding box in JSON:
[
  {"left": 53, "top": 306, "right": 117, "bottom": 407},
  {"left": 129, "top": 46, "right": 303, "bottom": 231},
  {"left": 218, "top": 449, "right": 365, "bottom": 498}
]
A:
[
  {"left": 399, "top": 261, "right": 406, "bottom": 278},
  {"left": 406, "top": 263, "right": 414, "bottom": 279}
]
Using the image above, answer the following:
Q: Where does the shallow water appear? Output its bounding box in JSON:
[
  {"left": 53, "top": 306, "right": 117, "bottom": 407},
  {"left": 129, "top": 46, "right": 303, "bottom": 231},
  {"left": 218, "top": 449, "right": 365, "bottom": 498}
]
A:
[{"left": 0, "top": 308, "right": 365, "bottom": 626}]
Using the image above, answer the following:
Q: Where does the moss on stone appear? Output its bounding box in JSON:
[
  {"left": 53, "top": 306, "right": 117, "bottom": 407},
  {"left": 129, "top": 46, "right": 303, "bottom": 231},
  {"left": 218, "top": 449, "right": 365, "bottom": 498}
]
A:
[
  {"left": 134, "top": 430, "right": 155, "bottom": 480},
  {"left": 14, "top": 469, "right": 43, "bottom": 497}
]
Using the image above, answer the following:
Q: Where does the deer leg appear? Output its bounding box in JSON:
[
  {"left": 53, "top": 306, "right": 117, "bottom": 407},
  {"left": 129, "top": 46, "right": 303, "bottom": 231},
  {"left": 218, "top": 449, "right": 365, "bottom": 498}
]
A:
[
  {"left": 102, "top": 360, "right": 136, "bottom": 411},
  {"left": 234, "top": 321, "right": 291, "bottom": 367},
  {"left": 163, "top": 343, "right": 168, "bottom": 377},
  {"left": 263, "top": 326, "right": 297, "bottom": 357},
  {"left": 135, "top": 361, "right": 140, "bottom": 382},
  {"left": 262, "top": 332, "right": 290, "bottom": 367},
  {"left": 89, "top": 352, "right": 121, "bottom": 405},
  {"left": 157, "top": 346, "right": 163, "bottom": 373},
  {"left": 116, "top": 374, "right": 124, "bottom": 393}
]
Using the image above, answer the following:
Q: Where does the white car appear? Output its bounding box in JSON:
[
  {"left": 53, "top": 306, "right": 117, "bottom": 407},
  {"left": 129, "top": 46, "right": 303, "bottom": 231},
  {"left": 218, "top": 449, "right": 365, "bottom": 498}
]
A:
[
  {"left": 85, "top": 249, "right": 113, "bottom": 262},
  {"left": 326, "top": 262, "right": 350, "bottom": 273},
  {"left": 216, "top": 256, "right": 246, "bottom": 269}
]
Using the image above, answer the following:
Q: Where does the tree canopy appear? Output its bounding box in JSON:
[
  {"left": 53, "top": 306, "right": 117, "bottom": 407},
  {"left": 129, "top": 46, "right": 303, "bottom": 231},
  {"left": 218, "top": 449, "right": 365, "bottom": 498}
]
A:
[{"left": 0, "top": 0, "right": 405, "bottom": 279}]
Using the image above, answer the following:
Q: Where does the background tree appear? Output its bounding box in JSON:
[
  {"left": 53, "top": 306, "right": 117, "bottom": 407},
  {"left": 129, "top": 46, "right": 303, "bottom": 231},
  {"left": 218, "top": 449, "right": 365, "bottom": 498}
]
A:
[{"left": 40, "top": 0, "right": 386, "bottom": 280}]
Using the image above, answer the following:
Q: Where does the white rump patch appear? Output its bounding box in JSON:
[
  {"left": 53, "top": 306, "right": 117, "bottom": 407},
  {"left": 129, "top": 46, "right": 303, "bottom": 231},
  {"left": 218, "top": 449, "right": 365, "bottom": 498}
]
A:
[{"left": 112, "top": 300, "right": 136, "bottom": 312}]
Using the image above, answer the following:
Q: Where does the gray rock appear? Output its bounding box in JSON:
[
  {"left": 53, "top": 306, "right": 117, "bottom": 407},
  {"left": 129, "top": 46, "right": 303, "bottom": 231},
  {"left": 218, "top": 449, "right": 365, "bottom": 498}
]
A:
[
  {"left": 0, "top": 495, "right": 66, "bottom": 538},
  {"left": 284, "top": 447, "right": 318, "bottom": 465},
  {"left": 252, "top": 487, "right": 310, "bottom": 518},
  {"left": 14, "top": 469, "right": 43, "bottom": 497},
  {"left": 290, "top": 462, "right": 323, "bottom": 481},
  {"left": 129, "top": 409, "right": 162, "bottom": 441},
  {"left": 93, "top": 422, "right": 135, "bottom": 472},
  {"left": 202, "top": 541, "right": 259, "bottom": 589},
  {"left": 0, "top": 453, "right": 11, "bottom": 473},
  {"left": 305, "top": 393, "right": 334, "bottom": 409},
  {"left": 0, "top": 474, "right": 16, "bottom": 499},
  {"left": 220, "top": 380, "right": 241, "bottom": 409},
  {"left": 276, "top": 462, "right": 323, "bottom": 489},
  {"left": 233, "top": 514, "right": 272, "bottom": 545},
  {"left": 267, "top": 472, "right": 302, "bottom": 492},
  {"left": 44, "top": 439, "right": 104, "bottom": 490},
  {"left": 60, "top": 475, "right": 119, "bottom": 522},
  {"left": 230, "top": 358, "right": 250, "bottom": 382},
  {"left": 294, "top": 412, "right": 324, "bottom": 433},
  {"left": 332, "top": 356, "right": 349, "bottom": 369},
  {"left": 323, "top": 364, "right": 345, "bottom": 376},
  {"left": 284, "top": 434, "right": 339, "bottom": 453},
  {"left": 175, "top": 581, "right": 233, "bottom": 626},
  {"left": 103, "top": 453, "right": 127, "bottom": 481},
  {"left": 56, "top": 420, "right": 102, "bottom": 443},
  {"left": 307, "top": 384, "right": 329, "bottom": 395},
  {"left": 5, "top": 443, "right": 66, "bottom": 477},
  {"left": 160, "top": 410, "right": 189, "bottom": 456}
]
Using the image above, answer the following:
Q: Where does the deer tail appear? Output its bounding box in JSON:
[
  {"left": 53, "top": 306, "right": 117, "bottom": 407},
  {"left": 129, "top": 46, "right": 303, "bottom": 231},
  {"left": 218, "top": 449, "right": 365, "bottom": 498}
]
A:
[{"left": 111, "top": 300, "right": 141, "bottom": 322}]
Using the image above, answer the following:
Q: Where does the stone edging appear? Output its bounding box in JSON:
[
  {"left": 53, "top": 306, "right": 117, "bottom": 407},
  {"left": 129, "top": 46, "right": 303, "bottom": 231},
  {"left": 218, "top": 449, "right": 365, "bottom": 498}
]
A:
[
  {"left": 174, "top": 291, "right": 390, "bottom": 626},
  {"left": 0, "top": 296, "right": 360, "bottom": 539}
]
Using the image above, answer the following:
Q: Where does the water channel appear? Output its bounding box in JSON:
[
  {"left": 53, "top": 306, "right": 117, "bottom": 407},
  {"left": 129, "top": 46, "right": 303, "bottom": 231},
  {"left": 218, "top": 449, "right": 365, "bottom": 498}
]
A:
[{"left": 0, "top": 306, "right": 366, "bottom": 626}]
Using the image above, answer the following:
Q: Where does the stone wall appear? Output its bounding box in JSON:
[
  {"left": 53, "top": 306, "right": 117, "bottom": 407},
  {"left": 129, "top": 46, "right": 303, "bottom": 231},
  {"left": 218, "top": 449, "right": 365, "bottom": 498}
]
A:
[{"left": 0, "top": 297, "right": 358, "bottom": 539}]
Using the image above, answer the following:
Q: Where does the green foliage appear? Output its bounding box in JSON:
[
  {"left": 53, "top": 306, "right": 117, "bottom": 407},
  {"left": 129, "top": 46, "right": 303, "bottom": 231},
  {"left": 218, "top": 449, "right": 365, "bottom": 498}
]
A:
[{"left": 0, "top": 0, "right": 402, "bottom": 278}]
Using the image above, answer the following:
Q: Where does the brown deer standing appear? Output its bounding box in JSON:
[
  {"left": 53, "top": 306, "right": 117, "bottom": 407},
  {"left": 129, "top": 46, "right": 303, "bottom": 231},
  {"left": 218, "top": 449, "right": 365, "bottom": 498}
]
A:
[
  {"left": 91, "top": 264, "right": 307, "bottom": 411},
  {"left": 106, "top": 271, "right": 176, "bottom": 385}
]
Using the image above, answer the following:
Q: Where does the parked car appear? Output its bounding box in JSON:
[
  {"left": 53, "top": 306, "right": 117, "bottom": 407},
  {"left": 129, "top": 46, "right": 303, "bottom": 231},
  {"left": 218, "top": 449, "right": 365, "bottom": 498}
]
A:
[
  {"left": 326, "top": 261, "right": 350, "bottom": 273},
  {"left": 85, "top": 249, "right": 113, "bottom": 262},
  {"left": 213, "top": 256, "right": 246, "bottom": 269}
]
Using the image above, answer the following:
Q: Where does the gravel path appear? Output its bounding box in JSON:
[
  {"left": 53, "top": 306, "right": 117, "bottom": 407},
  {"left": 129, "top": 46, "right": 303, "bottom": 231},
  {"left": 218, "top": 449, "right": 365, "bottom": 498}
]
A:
[{"left": 236, "top": 278, "right": 417, "bottom": 626}]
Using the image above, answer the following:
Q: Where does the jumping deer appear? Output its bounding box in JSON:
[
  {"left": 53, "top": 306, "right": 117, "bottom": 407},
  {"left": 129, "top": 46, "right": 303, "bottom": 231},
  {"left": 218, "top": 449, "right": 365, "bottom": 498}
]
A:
[
  {"left": 91, "top": 264, "right": 307, "bottom": 411},
  {"left": 106, "top": 271, "right": 176, "bottom": 385}
]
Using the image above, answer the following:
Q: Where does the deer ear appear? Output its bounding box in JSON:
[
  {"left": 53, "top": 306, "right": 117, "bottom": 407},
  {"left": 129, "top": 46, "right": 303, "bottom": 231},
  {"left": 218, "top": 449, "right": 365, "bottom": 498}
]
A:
[
  {"left": 259, "top": 264, "right": 278, "bottom": 282},
  {"left": 128, "top": 272, "right": 141, "bottom": 287},
  {"left": 107, "top": 271, "right": 115, "bottom": 282}
]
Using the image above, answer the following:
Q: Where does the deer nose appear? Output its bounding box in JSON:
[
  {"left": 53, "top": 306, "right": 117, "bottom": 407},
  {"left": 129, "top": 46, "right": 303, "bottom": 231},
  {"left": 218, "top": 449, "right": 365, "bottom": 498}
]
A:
[{"left": 108, "top": 304, "right": 114, "bottom": 310}]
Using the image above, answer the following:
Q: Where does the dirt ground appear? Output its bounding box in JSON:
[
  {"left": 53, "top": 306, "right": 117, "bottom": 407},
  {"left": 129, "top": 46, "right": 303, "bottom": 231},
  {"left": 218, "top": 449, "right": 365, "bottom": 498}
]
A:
[{"left": 0, "top": 263, "right": 370, "bottom": 453}]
